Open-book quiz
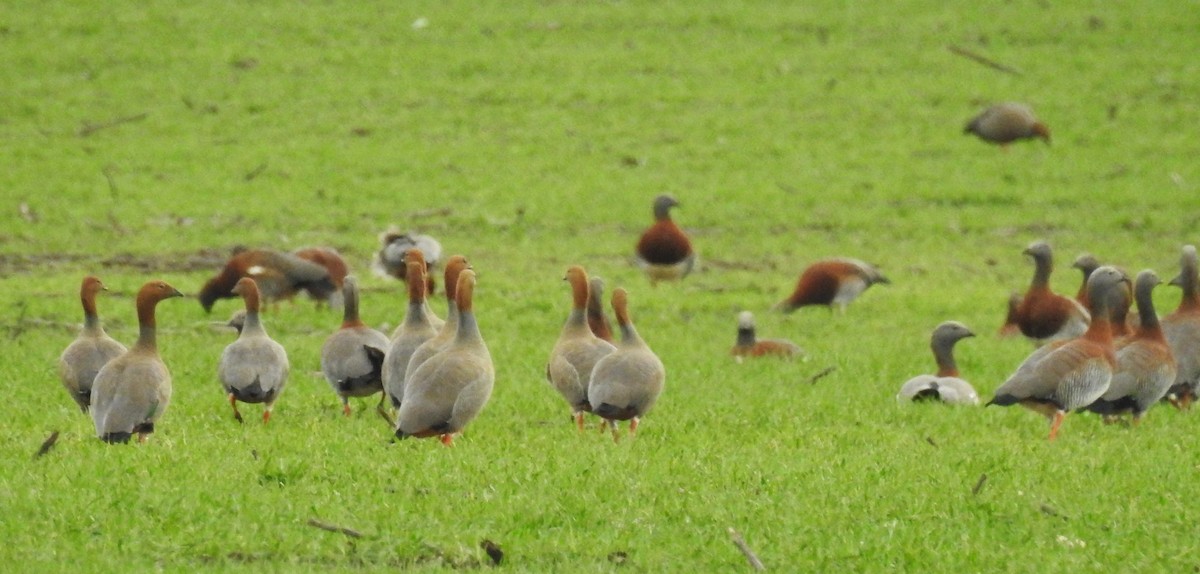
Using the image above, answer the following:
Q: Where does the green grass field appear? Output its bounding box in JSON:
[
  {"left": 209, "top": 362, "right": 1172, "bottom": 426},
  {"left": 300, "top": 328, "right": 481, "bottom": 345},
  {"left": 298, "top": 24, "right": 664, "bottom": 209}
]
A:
[{"left": 3, "top": 1, "right": 1199, "bottom": 571}]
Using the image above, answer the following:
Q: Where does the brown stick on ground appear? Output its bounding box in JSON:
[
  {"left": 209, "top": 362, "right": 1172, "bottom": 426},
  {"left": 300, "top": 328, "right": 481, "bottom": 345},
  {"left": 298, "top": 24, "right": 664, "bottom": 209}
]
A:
[
  {"left": 972, "top": 473, "right": 988, "bottom": 496},
  {"left": 728, "top": 527, "right": 766, "bottom": 571},
  {"left": 79, "top": 112, "right": 148, "bottom": 137},
  {"left": 807, "top": 366, "right": 836, "bottom": 385},
  {"left": 946, "top": 45, "right": 1024, "bottom": 76},
  {"left": 307, "top": 518, "right": 364, "bottom": 539},
  {"left": 34, "top": 431, "right": 60, "bottom": 459}
]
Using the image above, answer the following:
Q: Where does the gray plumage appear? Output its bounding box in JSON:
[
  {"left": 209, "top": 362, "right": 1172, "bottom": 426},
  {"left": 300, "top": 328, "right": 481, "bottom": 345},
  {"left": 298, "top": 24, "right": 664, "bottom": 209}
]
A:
[
  {"left": 1161, "top": 245, "right": 1200, "bottom": 407},
  {"left": 320, "top": 276, "right": 389, "bottom": 415},
  {"left": 404, "top": 256, "right": 469, "bottom": 385},
  {"left": 896, "top": 321, "right": 978, "bottom": 405},
  {"left": 396, "top": 269, "right": 494, "bottom": 443},
  {"left": 988, "top": 266, "right": 1129, "bottom": 439},
  {"left": 1086, "top": 270, "right": 1175, "bottom": 422},
  {"left": 58, "top": 276, "right": 127, "bottom": 413},
  {"left": 587, "top": 288, "right": 665, "bottom": 439},
  {"left": 91, "top": 281, "right": 183, "bottom": 443},
  {"left": 964, "top": 102, "right": 1051, "bottom": 145},
  {"left": 383, "top": 256, "right": 441, "bottom": 410},
  {"left": 218, "top": 278, "right": 289, "bottom": 423},
  {"left": 547, "top": 266, "right": 617, "bottom": 428}
]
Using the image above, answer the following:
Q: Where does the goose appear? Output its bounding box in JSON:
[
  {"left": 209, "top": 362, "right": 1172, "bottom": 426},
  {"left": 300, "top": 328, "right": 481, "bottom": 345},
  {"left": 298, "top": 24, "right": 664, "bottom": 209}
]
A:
[
  {"left": 218, "top": 277, "right": 289, "bottom": 424},
  {"left": 987, "top": 266, "right": 1130, "bottom": 440},
  {"left": 90, "top": 280, "right": 183, "bottom": 443},
  {"left": 546, "top": 266, "right": 617, "bottom": 429},
  {"left": 58, "top": 276, "right": 127, "bottom": 413},
  {"left": 396, "top": 269, "right": 494, "bottom": 445},
  {"left": 896, "top": 321, "right": 978, "bottom": 405},
  {"left": 588, "top": 288, "right": 666, "bottom": 441}
]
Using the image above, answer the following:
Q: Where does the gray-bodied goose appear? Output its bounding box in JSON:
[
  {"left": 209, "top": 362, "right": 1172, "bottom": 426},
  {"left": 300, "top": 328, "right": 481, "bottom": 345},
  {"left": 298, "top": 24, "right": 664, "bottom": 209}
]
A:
[
  {"left": 964, "top": 102, "right": 1050, "bottom": 146},
  {"left": 547, "top": 266, "right": 617, "bottom": 430},
  {"left": 588, "top": 288, "right": 666, "bottom": 441},
  {"left": 1012, "top": 241, "right": 1090, "bottom": 346},
  {"left": 396, "top": 269, "right": 494, "bottom": 445},
  {"left": 218, "top": 278, "right": 290, "bottom": 424},
  {"left": 383, "top": 251, "right": 442, "bottom": 410},
  {"left": 988, "top": 266, "right": 1130, "bottom": 440},
  {"left": 635, "top": 194, "right": 696, "bottom": 286},
  {"left": 58, "top": 276, "right": 127, "bottom": 412},
  {"left": 1162, "top": 245, "right": 1200, "bottom": 409},
  {"left": 90, "top": 280, "right": 183, "bottom": 443},
  {"left": 896, "top": 321, "right": 978, "bottom": 405},
  {"left": 404, "top": 255, "right": 470, "bottom": 383},
  {"left": 1085, "top": 270, "right": 1175, "bottom": 423},
  {"left": 319, "top": 276, "right": 389, "bottom": 417}
]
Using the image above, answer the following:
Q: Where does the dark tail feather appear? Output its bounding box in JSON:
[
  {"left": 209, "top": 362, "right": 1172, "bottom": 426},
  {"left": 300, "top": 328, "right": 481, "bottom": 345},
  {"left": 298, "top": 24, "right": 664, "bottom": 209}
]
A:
[
  {"left": 985, "top": 394, "right": 1019, "bottom": 407},
  {"left": 100, "top": 432, "right": 132, "bottom": 444},
  {"left": 364, "top": 346, "right": 386, "bottom": 373},
  {"left": 912, "top": 387, "right": 942, "bottom": 402},
  {"left": 594, "top": 402, "right": 636, "bottom": 421}
]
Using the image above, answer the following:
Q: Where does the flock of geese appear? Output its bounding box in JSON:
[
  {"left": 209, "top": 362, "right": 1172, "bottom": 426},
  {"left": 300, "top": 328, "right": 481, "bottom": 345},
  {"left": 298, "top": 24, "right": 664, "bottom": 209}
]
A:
[{"left": 58, "top": 103, "right": 1194, "bottom": 444}]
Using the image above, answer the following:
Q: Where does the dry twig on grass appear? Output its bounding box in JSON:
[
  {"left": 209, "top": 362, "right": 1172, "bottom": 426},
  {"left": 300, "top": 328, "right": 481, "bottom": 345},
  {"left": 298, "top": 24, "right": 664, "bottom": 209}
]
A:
[
  {"left": 79, "top": 112, "right": 148, "bottom": 137},
  {"left": 946, "top": 45, "right": 1023, "bottom": 76},
  {"left": 728, "top": 527, "right": 766, "bottom": 571},
  {"left": 34, "top": 431, "right": 60, "bottom": 459},
  {"left": 972, "top": 473, "right": 988, "bottom": 496},
  {"left": 307, "top": 518, "right": 364, "bottom": 539},
  {"left": 807, "top": 366, "right": 836, "bottom": 385}
]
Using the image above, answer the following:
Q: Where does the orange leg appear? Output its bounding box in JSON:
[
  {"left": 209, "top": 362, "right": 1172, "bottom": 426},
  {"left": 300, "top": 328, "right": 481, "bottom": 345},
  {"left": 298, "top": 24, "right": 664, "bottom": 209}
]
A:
[
  {"left": 574, "top": 411, "right": 585, "bottom": 431},
  {"left": 439, "top": 434, "right": 455, "bottom": 446},
  {"left": 228, "top": 393, "right": 244, "bottom": 424},
  {"left": 342, "top": 398, "right": 352, "bottom": 417},
  {"left": 609, "top": 420, "right": 621, "bottom": 443},
  {"left": 262, "top": 407, "right": 272, "bottom": 425},
  {"left": 1047, "top": 410, "right": 1066, "bottom": 441},
  {"left": 629, "top": 417, "right": 640, "bottom": 436}
]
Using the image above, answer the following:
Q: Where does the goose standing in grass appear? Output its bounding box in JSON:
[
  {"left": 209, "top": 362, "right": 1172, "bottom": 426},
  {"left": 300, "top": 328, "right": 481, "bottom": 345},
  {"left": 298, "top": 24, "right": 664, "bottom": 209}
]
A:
[
  {"left": 199, "top": 248, "right": 336, "bottom": 313},
  {"left": 586, "top": 276, "right": 615, "bottom": 343},
  {"left": 91, "top": 280, "right": 183, "bottom": 443},
  {"left": 635, "top": 194, "right": 696, "bottom": 285},
  {"left": 383, "top": 252, "right": 441, "bottom": 410},
  {"left": 588, "top": 288, "right": 665, "bottom": 441},
  {"left": 404, "top": 255, "right": 470, "bottom": 381},
  {"left": 547, "top": 266, "right": 617, "bottom": 430},
  {"left": 964, "top": 102, "right": 1050, "bottom": 147},
  {"left": 731, "top": 311, "right": 803, "bottom": 362},
  {"left": 1085, "top": 270, "right": 1175, "bottom": 424},
  {"left": 773, "top": 258, "right": 888, "bottom": 314},
  {"left": 987, "top": 266, "right": 1130, "bottom": 440},
  {"left": 896, "top": 321, "right": 978, "bottom": 405},
  {"left": 218, "top": 278, "right": 289, "bottom": 424},
  {"left": 396, "top": 269, "right": 494, "bottom": 445},
  {"left": 320, "top": 276, "right": 389, "bottom": 417},
  {"left": 1012, "top": 241, "right": 1090, "bottom": 345},
  {"left": 58, "top": 276, "right": 127, "bottom": 413},
  {"left": 1162, "top": 245, "right": 1200, "bottom": 409}
]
